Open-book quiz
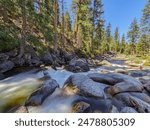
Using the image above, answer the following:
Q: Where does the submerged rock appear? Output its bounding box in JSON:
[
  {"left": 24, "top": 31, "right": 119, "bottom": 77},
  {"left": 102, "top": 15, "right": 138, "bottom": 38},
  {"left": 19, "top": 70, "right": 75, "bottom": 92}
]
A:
[{"left": 25, "top": 78, "right": 59, "bottom": 106}]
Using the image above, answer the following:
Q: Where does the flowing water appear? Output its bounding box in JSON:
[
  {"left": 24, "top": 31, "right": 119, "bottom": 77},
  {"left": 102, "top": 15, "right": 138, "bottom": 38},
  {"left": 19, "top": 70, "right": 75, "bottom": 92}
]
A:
[{"left": 0, "top": 60, "right": 131, "bottom": 112}]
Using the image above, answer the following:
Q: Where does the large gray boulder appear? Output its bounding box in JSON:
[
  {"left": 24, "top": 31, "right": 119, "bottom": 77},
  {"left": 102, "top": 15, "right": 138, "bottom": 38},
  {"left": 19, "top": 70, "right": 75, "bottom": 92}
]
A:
[
  {"left": 114, "top": 93, "right": 133, "bottom": 107},
  {"left": 0, "top": 61, "right": 14, "bottom": 73},
  {"left": 106, "top": 73, "right": 143, "bottom": 87},
  {"left": 63, "top": 74, "right": 107, "bottom": 98},
  {"left": 87, "top": 73, "right": 118, "bottom": 85},
  {"left": 25, "top": 78, "right": 59, "bottom": 106},
  {"left": 106, "top": 82, "right": 143, "bottom": 96},
  {"left": 66, "top": 58, "right": 90, "bottom": 72},
  {"left": 130, "top": 92, "right": 150, "bottom": 104},
  {"left": 88, "top": 72, "right": 143, "bottom": 87},
  {"left": 129, "top": 96, "right": 150, "bottom": 113}
]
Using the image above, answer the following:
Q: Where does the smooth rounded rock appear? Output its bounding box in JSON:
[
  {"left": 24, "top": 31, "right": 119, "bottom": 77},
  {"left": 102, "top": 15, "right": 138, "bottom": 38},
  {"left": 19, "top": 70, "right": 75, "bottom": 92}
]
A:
[
  {"left": 120, "top": 107, "right": 137, "bottom": 113},
  {"left": 63, "top": 74, "right": 107, "bottom": 98}
]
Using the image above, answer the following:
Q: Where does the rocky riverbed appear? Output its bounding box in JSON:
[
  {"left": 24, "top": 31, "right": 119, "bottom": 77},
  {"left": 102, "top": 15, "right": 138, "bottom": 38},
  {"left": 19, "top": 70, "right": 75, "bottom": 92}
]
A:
[{"left": 0, "top": 57, "right": 150, "bottom": 113}]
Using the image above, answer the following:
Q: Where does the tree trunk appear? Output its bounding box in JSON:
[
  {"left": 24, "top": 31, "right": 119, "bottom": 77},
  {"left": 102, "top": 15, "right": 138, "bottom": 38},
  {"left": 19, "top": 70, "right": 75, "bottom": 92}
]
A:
[
  {"left": 61, "top": 0, "right": 65, "bottom": 47},
  {"left": 18, "top": 0, "right": 27, "bottom": 58},
  {"left": 54, "top": 0, "right": 58, "bottom": 51}
]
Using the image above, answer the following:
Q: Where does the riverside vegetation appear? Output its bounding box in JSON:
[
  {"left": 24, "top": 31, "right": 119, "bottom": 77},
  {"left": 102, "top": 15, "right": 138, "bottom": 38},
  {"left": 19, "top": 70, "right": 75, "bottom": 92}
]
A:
[{"left": 0, "top": 0, "right": 150, "bottom": 113}]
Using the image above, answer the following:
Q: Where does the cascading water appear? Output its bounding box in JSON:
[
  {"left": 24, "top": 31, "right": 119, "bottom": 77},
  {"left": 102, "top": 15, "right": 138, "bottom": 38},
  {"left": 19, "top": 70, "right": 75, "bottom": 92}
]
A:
[{"left": 0, "top": 60, "right": 131, "bottom": 112}]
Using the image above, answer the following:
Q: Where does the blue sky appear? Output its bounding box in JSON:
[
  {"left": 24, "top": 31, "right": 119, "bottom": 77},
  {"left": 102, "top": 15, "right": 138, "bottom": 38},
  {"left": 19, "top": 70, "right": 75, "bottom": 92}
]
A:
[
  {"left": 104, "top": 0, "right": 147, "bottom": 36},
  {"left": 66, "top": 0, "right": 147, "bottom": 36}
]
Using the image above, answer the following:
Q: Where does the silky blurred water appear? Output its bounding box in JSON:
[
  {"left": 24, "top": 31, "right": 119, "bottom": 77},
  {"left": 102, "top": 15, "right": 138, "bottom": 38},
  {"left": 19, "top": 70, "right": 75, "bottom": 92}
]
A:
[{"left": 0, "top": 60, "right": 131, "bottom": 112}]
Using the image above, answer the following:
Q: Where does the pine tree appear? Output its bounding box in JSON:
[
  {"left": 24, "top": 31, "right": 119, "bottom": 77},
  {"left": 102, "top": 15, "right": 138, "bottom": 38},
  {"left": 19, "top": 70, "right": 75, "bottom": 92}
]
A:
[
  {"left": 64, "top": 11, "right": 72, "bottom": 38},
  {"left": 140, "top": 0, "right": 150, "bottom": 55},
  {"left": 120, "top": 34, "right": 126, "bottom": 53},
  {"left": 113, "top": 27, "right": 120, "bottom": 52},
  {"left": 0, "top": 0, "right": 21, "bottom": 51},
  {"left": 93, "top": 0, "right": 105, "bottom": 53},
  {"left": 53, "top": 0, "right": 58, "bottom": 50},
  {"left": 127, "top": 18, "right": 139, "bottom": 54},
  {"left": 61, "top": 0, "right": 65, "bottom": 47},
  {"left": 72, "top": 0, "right": 92, "bottom": 53},
  {"left": 141, "top": 0, "right": 150, "bottom": 35},
  {"left": 104, "top": 23, "right": 111, "bottom": 53},
  {"left": 127, "top": 18, "right": 139, "bottom": 43},
  {"left": 136, "top": 34, "right": 150, "bottom": 55}
]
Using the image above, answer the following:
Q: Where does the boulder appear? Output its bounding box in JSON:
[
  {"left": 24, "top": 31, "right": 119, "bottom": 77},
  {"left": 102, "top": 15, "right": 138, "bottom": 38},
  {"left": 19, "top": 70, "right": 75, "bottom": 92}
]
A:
[
  {"left": 76, "top": 97, "right": 114, "bottom": 113},
  {"left": 87, "top": 73, "right": 118, "bottom": 85},
  {"left": 25, "top": 78, "right": 59, "bottom": 106},
  {"left": 106, "top": 82, "right": 143, "bottom": 96},
  {"left": 120, "top": 107, "right": 137, "bottom": 113},
  {"left": 15, "top": 106, "right": 28, "bottom": 113},
  {"left": 41, "top": 53, "right": 53, "bottom": 65},
  {"left": 63, "top": 74, "right": 107, "bottom": 98},
  {"left": 71, "top": 101, "right": 91, "bottom": 113},
  {"left": 109, "top": 105, "right": 119, "bottom": 113},
  {"left": 51, "top": 54, "right": 62, "bottom": 66},
  {"left": 111, "top": 98, "right": 126, "bottom": 111},
  {"left": 100, "top": 60, "right": 112, "bottom": 66},
  {"left": 66, "top": 58, "right": 89, "bottom": 72},
  {"left": 129, "top": 96, "right": 150, "bottom": 113},
  {"left": 0, "top": 53, "right": 9, "bottom": 62},
  {"left": 88, "top": 72, "right": 143, "bottom": 88},
  {"left": 0, "top": 61, "right": 15, "bottom": 73},
  {"left": 5, "top": 49, "right": 18, "bottom": 58},
  {"left": 128, "top": 70, "right": 148, "bottom": 77},
  {"left": 115, "top": 69, "right": 127, "bottom": 74},
  {"left": 114, "top": 93, "right": 133, "bottom": 107},
  {"left": 12, "top": 57, "right": 25, "bottom": 67},
  {"left": 144, "top": 81, "right": 150, "bottom": 93},
  {"left": 130, "top": 92, "right": 150, "bottom": 104},
  {"left": 106, "top": 73, "right": 143, "bottom": 87},
  {"left": 139, "top": 77, "right": 150, "bottom": 84},
  {"left": 62, "top": 52, "right": 75, "bottom": 63},
  {"left": 29, "top": 58, "right": 42, "bottom": 66},
  {"left": 0, "top": 72, "right": 5, "bottom": 80}
]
